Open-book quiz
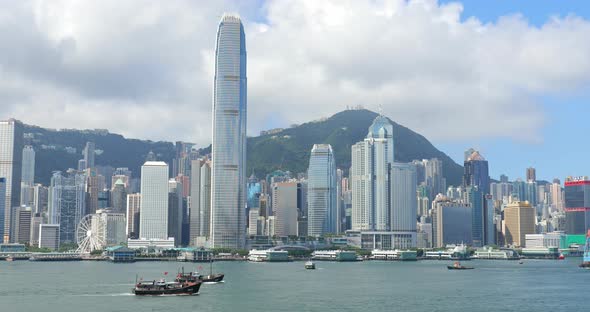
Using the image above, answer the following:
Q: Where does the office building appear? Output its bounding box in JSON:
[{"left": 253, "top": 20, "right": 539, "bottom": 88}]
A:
[
  {"left": 526, "top": 167, "right": 536, "bottom": 182},
  {"left": 504, "top": 201, "right": 535, "bottom": 247},
  {"left": 30, "top": 213, "right": 42, "bottom": 246},
  {"left": 48, "top": 170, "right": 86, "bottom": 243},
  {"left": 126, "top": 193, "right": 141, "bottom": 239},
  {"left": 83, "top": 142, "right": 95, "bottom": 169},
  {"left": 307, "top": 144, "right": 337, "bottom": 237},
  {"left": 110, "top": 179, "right": 127, "bottom": 214},
  {"left": 20, "top": 146, "right": 35, "bottom": 207},
  {"left": 14, "top": 206, "right": 32, "bottom": 244},
  {"left": 0, "top": 119, "right": 24, "bottom": 242},
  {"left": 390, "top": 163, "right": 417, "bottom": 234},
  {"left": 272, "top": 182, "right": 299, "bottom": 237},
  {"left": 463, "top": 150, "right": 490, "bottom": 195},
  {"left": 168, "top": 179, "right": 183, "bottom": 246},
  {"left": 564, "top": 176, "right": 590, "bottom": 235},
  {"left": 210, "top": 14, "right": 247, "bottom": 249},
  {"left": 189, "top": 158, "right": 204, "bottom": 244},
  {"left": 431, "top": 195, "right": 472, "bottom": 247},
  {"left": 139, "top": 161, "right": 169, "bottom": 240},
  {"left": 39, "top": 224, "right": 60, "bottom": 250}
]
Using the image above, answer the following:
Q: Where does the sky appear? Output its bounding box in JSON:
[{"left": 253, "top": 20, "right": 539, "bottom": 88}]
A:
[{"left": 0, "top": 0, "right": 589, "bottom": 182}]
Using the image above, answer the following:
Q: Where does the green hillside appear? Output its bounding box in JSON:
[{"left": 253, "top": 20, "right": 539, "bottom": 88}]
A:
[
  {"left": 25, "top": 109, "right": 463, "bottom": 186},
  {"left": 246, "top": 109, "right": 463, "bottom": 185}
]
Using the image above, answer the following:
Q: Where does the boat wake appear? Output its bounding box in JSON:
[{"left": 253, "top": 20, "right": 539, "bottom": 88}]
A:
[{"left": 203, "top": 281, "right": 224, "bottom": 285}]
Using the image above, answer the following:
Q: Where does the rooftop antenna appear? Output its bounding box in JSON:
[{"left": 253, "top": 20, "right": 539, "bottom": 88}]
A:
[{"left": 378, "top": 103, "right": 383, "bottom": 116}]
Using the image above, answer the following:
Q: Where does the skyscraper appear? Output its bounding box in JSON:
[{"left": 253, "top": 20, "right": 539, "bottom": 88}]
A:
[
  {"left": 83, "top": 142, "right": 96, "bottom": 169},
  {"left": 48, "top": 170, "right": 87, "bottom": 243},
  {"left": 526, "top": 167, "right": 536, "bottom": 182},
  {"left": 0, "top": 119, "right": 24, "bottom": 243},
  {"left": 351, "top": 115, "right": 394, "bottom": 231},
  {"left": 0, "top": 178, "right": 5, "bottom": 241},
  {"left": 564, "top": 176, "right": 590, "bottom": 235},
  {"left": 21, "top": 146, "right": 35, "bottom": 185},
  {"left": 463, "top": 151, "right": 490, "bottom": 195},
  {"left": 504, "top": 201, "right": 535, "bottom": 247},
  {"left": 139, "top": 161, "right": 169, "bottom": 240},
  {"left": 271, "top": 182, "right": 299, "bottom": 237},
  {"left": 210, "top": 14, "right": 247, "bottom": 249},
  {"left": 390, "top": 163, "right": 417, "bottom": 233},
  {"left": 189, "top": 158, "right": 203, "bottom": 244},
  {"left": 20, "top": 145, "right": 35, "bottom": 207},
  {"left": 307, "top": 144, "right": 337, "bottom": 237},
  {"left": 168, "top": 179, "right": 183, "bottom": 246},
  {"left": 110, "top": 179, "right": 127, "bottom": 214},
  {"left": 126, "top": 193, "right": 141, "bottom": 238}
]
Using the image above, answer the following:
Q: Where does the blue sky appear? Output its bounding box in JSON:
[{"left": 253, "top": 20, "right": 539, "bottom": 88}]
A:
[{"left": 433, "top": 0, "right": 590, "bottom": 182}]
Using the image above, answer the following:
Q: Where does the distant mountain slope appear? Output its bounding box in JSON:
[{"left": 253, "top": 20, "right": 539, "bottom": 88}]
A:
[
  {"left": 25, "top": 126, "right": 175, "bottom": 185},
  {"left": 246, "top": 109, "right": 463, "bottom": 186},
  {"left": 25, "top": 109, "right": 463, "bottom": 186}
]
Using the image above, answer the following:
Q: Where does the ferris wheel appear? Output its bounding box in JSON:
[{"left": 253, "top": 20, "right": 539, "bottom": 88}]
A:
[{"left": 76, "top": 214, "right": 106, "bottom": 253}]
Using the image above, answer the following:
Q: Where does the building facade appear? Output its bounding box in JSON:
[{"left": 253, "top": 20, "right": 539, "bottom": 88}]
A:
[
  {"left": 504, "top": 201, "right": 535, "bottom": 247},
  {"left": 307, "top": 144, "right": 337, "bottom": 237},
  {"left": 564, "top": 177, "right": 590, "bottom": 235},
  {"left": 138, "top": 162, "right": 169, "bottom": 240},
  {"left": 126, "top": 193, "right": 141, "bottom": 238},
  {"left": 0, "top": 119, "right": 24, "bottom": 242},
  {"left": 48, "top": 170, "right": 87, "bottom": 244},
  {"left": 210, "top": 14, "right": 247, "bottom": 249}
]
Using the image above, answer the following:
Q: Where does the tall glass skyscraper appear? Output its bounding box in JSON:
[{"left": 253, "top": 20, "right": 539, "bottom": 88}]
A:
[
  {"left": 48, "top": 170, "right": 87, "bottom": 244},
  {"left": 210, "top": 14, "right": 247, "bottom": 248},
  {"left": 307, "top": 144, "right": 337, "bottom": 237},
  {"left": 463, "top": 151, "right": 490, "bottom": 195},
  {"left": 0, "top": 119, "right": 24, "bottom": 243}
]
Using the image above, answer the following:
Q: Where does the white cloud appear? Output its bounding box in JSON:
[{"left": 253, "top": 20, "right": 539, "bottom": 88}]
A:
[{"left": 1, "top": 0, "right": 590, "bottom": 146}]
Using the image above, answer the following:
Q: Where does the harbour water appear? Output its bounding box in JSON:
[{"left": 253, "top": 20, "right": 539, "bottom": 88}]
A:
[{"left": 0, "top": 259, "right": 587, "bottom": 312}]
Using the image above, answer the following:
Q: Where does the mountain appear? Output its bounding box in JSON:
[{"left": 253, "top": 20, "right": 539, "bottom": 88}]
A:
[
  {"left": 246, "top": 109, "right": 463, "bottom": 185},
  {"left": 25, "top": 126, "right": 176, "bottom": 185},
  {"left": 25, "top": 109, "right": 463, "bottom": 186}
]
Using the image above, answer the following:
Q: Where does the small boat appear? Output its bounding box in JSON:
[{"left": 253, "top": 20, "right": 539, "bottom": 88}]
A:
[
  {"left": 305, "top": 261, "right": 316, "bottom": 270},
  {"left": 519, "top": 261, "right": 524, "bottom": 264},
  {"left": 5, "top": 256, "right": 14, "bottom": 262},
  {"left": 133, "top": 279, "right": 201, "bottom": 296},
  {"left": 558, "top": 254, "right": 565, "bottom": 260},
  {"left": 175, "top": 262, "right": 224, "bottom": 284},
  {"left": 447, "top": 261, "right": 474, "bottom": 270}
]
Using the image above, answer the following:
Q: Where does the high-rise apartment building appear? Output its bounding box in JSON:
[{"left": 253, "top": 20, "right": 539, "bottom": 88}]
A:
[
  {"left": 307, "top": 144, "right": 337, "bottom": 237},
  {"left": 210, "top": 14, "right": 247, "bottom": 249},
  {"left": 138, "top": 161, "right": 169, "bottom": 240},
  {"left": 0, "top": 119, "right": 24, "bottom": 242},
  {"left": 504, "top": 201, "right": 535, "bottom": 247}
]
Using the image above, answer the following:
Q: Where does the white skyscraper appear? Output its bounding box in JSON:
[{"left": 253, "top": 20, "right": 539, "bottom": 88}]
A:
[
  {"left": 307, "top": 144, "right": 337, "bottom": 237},
  {"left": 139, "top": 161, "right": 169, "bottom": 240},
  {"left": 351, "top": 115, "right": 394, "bottom": 231},
  {"left": 0, "top": 119, "right": 24, "bottom": 242},
  {"left": 210, "top": 14, "right": 247, "bottom": 248}
]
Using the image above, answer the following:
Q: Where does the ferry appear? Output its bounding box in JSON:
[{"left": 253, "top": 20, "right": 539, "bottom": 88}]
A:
[
  {"left": 304, "top": 261, "right": 316, "bottom": 270},
  {"left": 579, "top": 230, "right": 590, "bottom": 269}
]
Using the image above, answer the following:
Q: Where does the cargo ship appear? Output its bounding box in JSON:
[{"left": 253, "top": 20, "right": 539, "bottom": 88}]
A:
[{"left": 579, "top": 230, "right": 590, "bottom": 269}]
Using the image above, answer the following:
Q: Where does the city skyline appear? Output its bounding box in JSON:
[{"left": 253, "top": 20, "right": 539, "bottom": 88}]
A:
[{"left": 0, "top": 1, "right": 589, "bottom": 181}]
